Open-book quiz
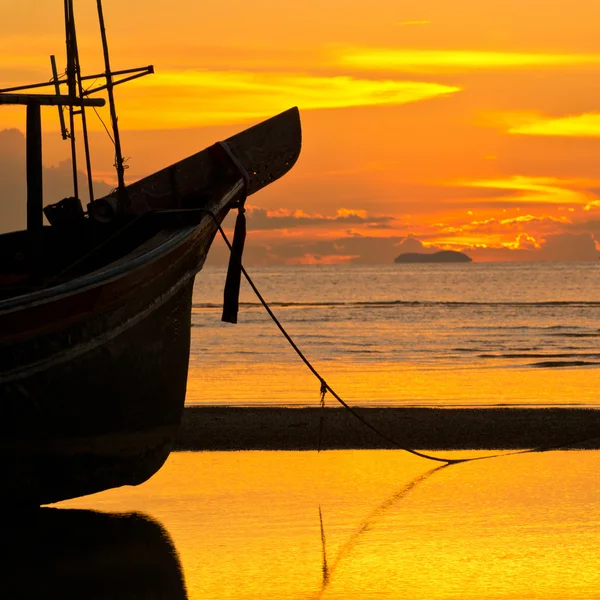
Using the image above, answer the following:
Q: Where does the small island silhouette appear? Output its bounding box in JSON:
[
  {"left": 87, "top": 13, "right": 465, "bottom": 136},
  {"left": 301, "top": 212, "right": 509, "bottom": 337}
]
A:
[{"left": 394, "top": 250, "right": 472, "bottom": 263}]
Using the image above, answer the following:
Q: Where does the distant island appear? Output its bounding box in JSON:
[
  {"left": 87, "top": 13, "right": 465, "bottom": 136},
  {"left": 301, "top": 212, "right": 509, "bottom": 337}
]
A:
[{"left": 394, "top": 250, "right": 473, "bottom": 264}]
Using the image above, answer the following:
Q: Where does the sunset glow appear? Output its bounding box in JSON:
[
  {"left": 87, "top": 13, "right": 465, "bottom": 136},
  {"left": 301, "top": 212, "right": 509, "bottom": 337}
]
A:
[
  {"left": 1, "top": 0, "right": 600, "bottom": 262},
  {"left": 510, "top": 113, "right": 600, "bottom": 137}
]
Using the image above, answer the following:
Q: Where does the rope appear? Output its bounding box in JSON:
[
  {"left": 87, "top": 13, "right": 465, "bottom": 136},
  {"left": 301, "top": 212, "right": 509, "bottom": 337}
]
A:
[{"left": 92, "top": 106, "right": 115, "bottom": 145}]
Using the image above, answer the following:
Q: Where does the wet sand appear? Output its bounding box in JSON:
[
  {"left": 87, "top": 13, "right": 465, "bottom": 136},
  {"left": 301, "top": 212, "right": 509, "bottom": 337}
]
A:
[{"left": 175, "top": 407, "right": 600, "bottom": 451}]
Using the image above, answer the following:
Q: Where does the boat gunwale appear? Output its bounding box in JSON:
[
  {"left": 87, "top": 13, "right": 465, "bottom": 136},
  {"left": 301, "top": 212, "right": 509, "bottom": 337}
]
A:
[{"left": 0, "top": 214, "right": 212, "bottom": 315}]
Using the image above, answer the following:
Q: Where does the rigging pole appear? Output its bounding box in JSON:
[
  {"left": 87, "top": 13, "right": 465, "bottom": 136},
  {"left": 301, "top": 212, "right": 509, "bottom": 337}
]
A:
[
  {"left": 96, "top": 0, "right": 127, "bottom": 207},
  {"left": 66, "top": 0, "right": 95, "bottom": 202}
]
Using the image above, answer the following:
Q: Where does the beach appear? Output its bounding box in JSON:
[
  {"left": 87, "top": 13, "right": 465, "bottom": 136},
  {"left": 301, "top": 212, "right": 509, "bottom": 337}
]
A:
[{"left": 175, "top": 406, "right": 600, "bottom": 451}]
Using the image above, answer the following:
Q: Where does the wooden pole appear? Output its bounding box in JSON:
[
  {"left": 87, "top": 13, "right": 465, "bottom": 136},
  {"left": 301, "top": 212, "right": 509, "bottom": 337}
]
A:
[
  {"left": 26, "top": 102, "right": 44, "bottom": 281},
  {"left": 67, "top": 0, "right": 95, "bottom": 202},
  {"left": 96, "top": 0, "right": 127, "bottom": 206},
  {"left": 65, "top": 0, "right": 78, "bottom": 199}
]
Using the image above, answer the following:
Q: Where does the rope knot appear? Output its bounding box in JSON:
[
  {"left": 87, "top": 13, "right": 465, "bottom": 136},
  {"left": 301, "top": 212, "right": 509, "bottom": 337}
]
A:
[{"left": 319, "top": 379, "right": 328, "bottom": 405}]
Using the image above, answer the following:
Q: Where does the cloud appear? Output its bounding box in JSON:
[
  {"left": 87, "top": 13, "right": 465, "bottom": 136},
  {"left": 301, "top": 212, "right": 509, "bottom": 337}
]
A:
[
  {"left": 393, "top": 234, "right": 443, "bottom": 254},
  {"left": 566, "top": 217, "right": 600, "bottom": 230},
  {"left": 109, "top": 71, "right": 459, "bottom": 129},
  {"left": 459, "top": 232, "right": 599, "bottom": 262},
  {"left": 337, "top": 48, "right": 600, "bottom": 74},
  {"left": 536, "top": 232, "right": 599, "bottom": 261},
  {"left": 509, "top": 113, "right": 600, "bottom": 137},
  {"left": 246, "top": 206, "right": 395, "bottom": 230},
  {"left": 0, "top": 129, "right": 112, "bottom": 233},
  {"left": 464, "top": 175, "right": 596, "bottom": 207},
  {"left": 455, "top": 214, "right": 570, "bottom": 235}
]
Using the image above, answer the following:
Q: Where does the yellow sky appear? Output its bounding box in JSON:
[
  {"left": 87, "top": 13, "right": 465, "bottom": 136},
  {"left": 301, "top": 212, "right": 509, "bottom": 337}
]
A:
[{"left": 1, "top": 0, "right": 600, "bottom": 262}]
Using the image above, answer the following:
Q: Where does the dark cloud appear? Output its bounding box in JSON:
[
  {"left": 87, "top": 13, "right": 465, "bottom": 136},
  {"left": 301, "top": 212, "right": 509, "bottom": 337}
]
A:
[
  {"left": 246, "top": 206, "right": 395, "bottom": 230},
  {"left": 0, "top": 129, "right": 112, "bottom": 233},
  {"left": 393, "top": 235, "right": 442, "bottom": 255},
  {"left": 366, "top": 222, "right": 393, "bottom": 229},
  {"left": 564, "top": 219, "right": 600, "bottom": 238},
  {"left": 536, "top": 232, "right": 599, "bottom": 261}
]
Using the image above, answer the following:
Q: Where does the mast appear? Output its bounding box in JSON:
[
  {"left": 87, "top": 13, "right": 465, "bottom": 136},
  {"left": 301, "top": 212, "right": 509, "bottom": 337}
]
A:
[
  {"left": 96, "top": 0, "right": 127, "bottom": 206},
  {"left": 0, "top": 0, "right": 152, "bottom": 207},
  {"left": 64, "top": 0, "right": 79, "bottom": 199},
  {"left": 0, "top": 1, "right": 153, "bottom": 211}
]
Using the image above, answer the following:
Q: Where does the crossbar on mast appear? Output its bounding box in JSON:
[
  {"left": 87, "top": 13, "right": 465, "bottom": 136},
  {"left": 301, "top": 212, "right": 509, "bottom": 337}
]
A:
[
  {"left": 83, "top": 68, "right": 154, "bottom": 95},
  {"left": 0, "top": 66, "right": 153, "bottom": 94}
]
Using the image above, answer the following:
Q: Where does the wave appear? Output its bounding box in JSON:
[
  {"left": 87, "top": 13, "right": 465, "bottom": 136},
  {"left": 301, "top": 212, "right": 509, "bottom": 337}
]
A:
[
  {"left": 192, "top": 300, "right": 600, "bottom": 309},
  {"left": 546, "top": 332, "right": 600, "bottom": 338},
  {"left": 530, "top": 360, "right": 600, "bottom": 368},
  {"left": 479, "top": 352, "right": 600, "bottom": 359}
]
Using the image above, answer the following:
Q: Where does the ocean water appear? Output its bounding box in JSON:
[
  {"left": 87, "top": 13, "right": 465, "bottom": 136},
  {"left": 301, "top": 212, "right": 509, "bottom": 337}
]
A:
[{"left": 187, "top": 262, "right": 600, "bottom": 407}]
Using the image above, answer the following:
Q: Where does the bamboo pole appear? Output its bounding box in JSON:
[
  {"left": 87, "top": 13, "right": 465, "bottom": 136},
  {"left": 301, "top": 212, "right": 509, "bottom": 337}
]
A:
[
  {"left": 66, "top": 0, "right": 95, "bottom": 202},
  {"left": 64, "top": 0, "right": 78, "bottom": 199},
  {"left": 96, "top": 0, "right": 127, "bottom": 206}
]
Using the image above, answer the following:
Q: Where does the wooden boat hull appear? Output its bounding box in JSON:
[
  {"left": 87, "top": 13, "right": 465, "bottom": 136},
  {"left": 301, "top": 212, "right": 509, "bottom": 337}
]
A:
[
  {"left": 0, "top": 221, "right": 216, "bottom": 506},
  {"left": 0, "top": 107, "right": 301, "bottom": 506}
]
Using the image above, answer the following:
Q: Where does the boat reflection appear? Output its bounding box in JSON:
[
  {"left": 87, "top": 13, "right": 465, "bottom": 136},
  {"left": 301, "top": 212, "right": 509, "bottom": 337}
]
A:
[{"left": 0, "top": 508, "right": 188, "bottom": 599}]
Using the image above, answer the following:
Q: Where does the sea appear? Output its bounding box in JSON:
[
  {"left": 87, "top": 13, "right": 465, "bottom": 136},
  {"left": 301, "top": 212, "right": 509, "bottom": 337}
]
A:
[{"left": 188, "top": 261, "right": 600, "bottom": 407}]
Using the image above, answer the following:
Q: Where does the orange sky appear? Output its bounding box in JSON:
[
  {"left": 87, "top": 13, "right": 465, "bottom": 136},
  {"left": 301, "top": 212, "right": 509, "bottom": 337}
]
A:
[{"left": 1, "top": 0, "right": 600, "bottom": 263}]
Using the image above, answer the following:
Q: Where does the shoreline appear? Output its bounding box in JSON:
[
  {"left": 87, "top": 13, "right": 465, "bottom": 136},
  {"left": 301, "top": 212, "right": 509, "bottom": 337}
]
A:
[{"left": 174, "top": 406, "right": 600, "bottom": 451}]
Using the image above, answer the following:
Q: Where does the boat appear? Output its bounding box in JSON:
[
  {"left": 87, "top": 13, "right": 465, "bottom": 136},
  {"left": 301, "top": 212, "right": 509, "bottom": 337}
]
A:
[{"left": 0, "top": 1, "right": 301, "bottom": 506}]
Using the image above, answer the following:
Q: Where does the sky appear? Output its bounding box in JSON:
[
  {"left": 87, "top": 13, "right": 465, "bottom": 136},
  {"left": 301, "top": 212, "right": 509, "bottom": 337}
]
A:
[{"left": 2, "top": 0, "right": 600, "bottom": 263}]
